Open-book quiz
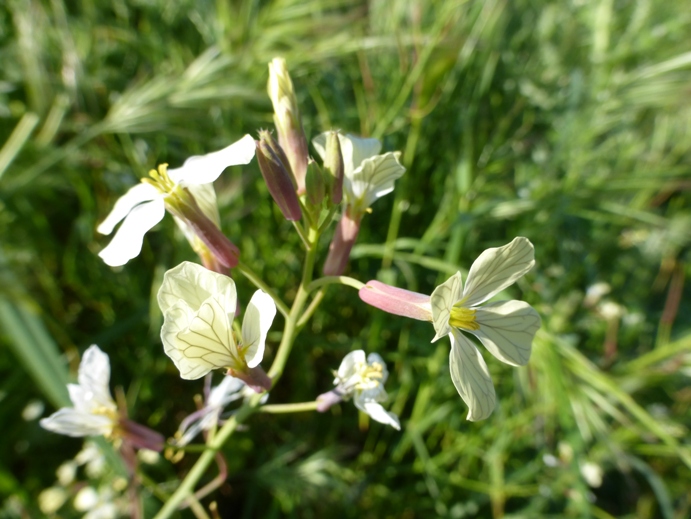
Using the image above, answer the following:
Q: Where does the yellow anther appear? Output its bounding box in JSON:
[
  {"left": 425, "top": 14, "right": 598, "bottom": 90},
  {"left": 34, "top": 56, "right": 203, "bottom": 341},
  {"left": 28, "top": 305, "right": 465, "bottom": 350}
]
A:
[{"left": 449, "top": 306, "right": 479, "bottom": 331}]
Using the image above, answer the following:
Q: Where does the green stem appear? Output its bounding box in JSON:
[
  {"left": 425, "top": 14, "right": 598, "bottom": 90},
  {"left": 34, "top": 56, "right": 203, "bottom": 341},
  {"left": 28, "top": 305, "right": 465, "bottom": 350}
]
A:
[
  {"left": 260, "top": 401, "right": 319, "bottom": 414},
  {"left": 307, "top": 275, "right": 364, "bottom": 292},
  {"left": 268, "top": 226, "right": 319, "bottom": 381},
  {"left": 297, "top": 289, "right": 326, "bottom": 329},
  {"left": 292, "top": 220, "right": 310, "bottom": 249},
  {"left": 235, "top": 261, "right": 290, "bottom": 318}
]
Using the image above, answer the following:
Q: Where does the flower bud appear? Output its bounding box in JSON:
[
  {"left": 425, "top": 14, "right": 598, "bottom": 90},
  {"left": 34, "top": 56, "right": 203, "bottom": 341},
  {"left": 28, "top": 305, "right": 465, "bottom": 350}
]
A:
[
  {"left": 305, "top": 159, "right": 325, "bottom": 207},
  {"left": 268, "top": 58, "right": 309, "bottom": 194},
  {"left": 228, "top": 365, "right": 272, "bottom": 393},
  {"left": 323, "top": 210, "right": 362, "bottom": 275},
  {"left": 256, "top": 131, "right": 302, "bottom": 221},
  {"left": 117, "top": 418, "right": 165, "bottom": 452},
  {"left": 323, "top": 131, "right": 344, "bottom": 204}
]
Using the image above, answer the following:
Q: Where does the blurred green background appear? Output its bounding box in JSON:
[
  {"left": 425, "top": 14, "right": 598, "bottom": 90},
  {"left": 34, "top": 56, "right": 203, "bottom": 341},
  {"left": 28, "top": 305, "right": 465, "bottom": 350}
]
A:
[{"left": 1, "top": 0, "right": 690, "bottom": 517}]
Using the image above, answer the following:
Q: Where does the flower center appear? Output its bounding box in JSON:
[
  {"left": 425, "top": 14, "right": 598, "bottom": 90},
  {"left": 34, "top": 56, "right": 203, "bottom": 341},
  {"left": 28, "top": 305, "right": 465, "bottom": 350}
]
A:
[
  {"left": 141, "top": 164, "right": 178, "bottom": 194},
  {"left": 449, "top": 306, "right": 479, "bottom": 331},
  {"left": 355, "top": 361, "right": 384, "bottom": 390}
]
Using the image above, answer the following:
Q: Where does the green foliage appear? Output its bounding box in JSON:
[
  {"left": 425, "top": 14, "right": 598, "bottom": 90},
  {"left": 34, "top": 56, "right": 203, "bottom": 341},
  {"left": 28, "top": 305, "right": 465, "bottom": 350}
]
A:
[{"left": 1, "top": 0, "right": 690, "bottom": 517}]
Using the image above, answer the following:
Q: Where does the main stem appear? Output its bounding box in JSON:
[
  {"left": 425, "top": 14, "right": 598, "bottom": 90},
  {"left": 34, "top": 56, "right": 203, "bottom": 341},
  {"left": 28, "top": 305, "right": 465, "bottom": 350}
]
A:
[{"left": 153, "top": 226, "right": 320, "bottom": 519}]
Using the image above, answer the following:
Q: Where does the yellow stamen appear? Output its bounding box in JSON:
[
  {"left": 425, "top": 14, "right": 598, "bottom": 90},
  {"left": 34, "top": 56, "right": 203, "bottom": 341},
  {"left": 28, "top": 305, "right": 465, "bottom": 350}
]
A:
[
  {"left": 356, "top": 361, "right": 384, "bottom": 389},
  {"left": 141, "top": 163, "right": 176, "bottom": 194},
  {"left": 449, "top": 306, "right": 479, "bottom": 331}
]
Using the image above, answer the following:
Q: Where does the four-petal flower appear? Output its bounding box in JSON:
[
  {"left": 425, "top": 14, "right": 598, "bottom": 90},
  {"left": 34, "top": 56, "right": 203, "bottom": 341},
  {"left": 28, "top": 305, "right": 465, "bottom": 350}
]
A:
[
  {"left": 317, "top": 350, "right": 400, "bottom": 430},
  {"left": 359, "top": 237, "right": 541, "bottom": 421},
  {"left": 97, "top": 134, "right": 256, "bottom": 267},
  {"left": 158, "top": 261, "right": 276, "bottom": 390}
]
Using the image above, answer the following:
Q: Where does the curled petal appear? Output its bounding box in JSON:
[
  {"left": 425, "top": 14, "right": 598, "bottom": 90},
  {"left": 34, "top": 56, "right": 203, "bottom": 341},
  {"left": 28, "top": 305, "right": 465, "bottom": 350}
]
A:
[
  {"left": 430, "top": 272, "right": 464, "bottom": 342},
  {"left": 471, "top": 300, "right": 541, "bottom": 366},
  {"left": 96, "top": 183, "right": 159, "bottom": 235},
  {"left": 314, "top": 133, "right": 382, "bottom": 179},
  {"left": 76, "top": 346, "right": 116, "bottom": 411},
  {"left": 449, "top": 330, "right": 496, "bottom": 421},
  {"left": 40, "top": 408, "right": 114, "bottom": 437},
  {"left": 336, "top": 350, "right": 366, "bottom": 382},
  {"left": 349, "top": 152, "right": 406, "bottom": 209},
  {"left": 462, "top": 237, "right": 535, "bottom": 307},
  {"left": 359, "top": 281, "right": 432, "bottom": 321},
  {"left": 353, "top": 394, "right": 401, "bottom": 430},
  {"left": 98, "top": 199, "right": 165, "bottom": 267},
  {"left": 168, "top": 134, "right": 256, "bottom": 185},
  {"left": 241, "top": 290, "right": 277, "bottom": 368}
]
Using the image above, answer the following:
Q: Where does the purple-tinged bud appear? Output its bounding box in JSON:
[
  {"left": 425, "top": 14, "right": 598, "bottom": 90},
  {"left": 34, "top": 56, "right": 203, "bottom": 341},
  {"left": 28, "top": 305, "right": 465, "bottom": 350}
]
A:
[
  {"left": 228, "top": 365, "right": 272, "bottom": 393},
  {"left": 324, "top": 131, "right": 344, "bottom": 204},
  {"left": 268, "top": 58, "right": 309, "bottom": 195},
  {"left": 305, "top": 159, "right": 325, "bottom": 207},
  {"left": 323, "top": 210, "right": 362, "bottom": 276},
  {"left": 256, "top": 131, "right": 302, "bottom": 221},
  {"left": 358, "top": 280, "right": 433, "bottom": 321}
]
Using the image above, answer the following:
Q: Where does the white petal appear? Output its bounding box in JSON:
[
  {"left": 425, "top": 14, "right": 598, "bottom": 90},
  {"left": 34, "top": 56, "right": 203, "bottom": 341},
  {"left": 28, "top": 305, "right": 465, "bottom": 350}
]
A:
[
  {"left": 96, "top": 183, "right": 159, "bottom": 235},
  {"left": 348, "top": 152, "right": 405, "bottom": 208},
  {"left": 313, "top": 133, "right": 381, "bottom": 178},
  {"left": 354, "top": 394, "right": 400, "bottom": 430},
  {"left": 471, "top": 300, "right": 541, "bottom": 366},
  {"left": 76, "top": 346, "right": 115, "bottom": 411},
  {"left": 462, "top": 237, "right": 535, "bottom": 307},
  {"left": 241, "top": 290, "right": 277, "bottom": 368},
  {"left": 40, "top": 408, "right": 114, "bottom": 437},
  {"left": 98, "top": 199, "right": 165, "bottom": 267},
  {"left": 158, "top": 261, "right": 236, "bottom": 315},
  {"left": 208, "top": 376, "right": 245, "bottom": 407},
  {"left": 168, "top": 134, "right": 256, "bottom": 186},
  {"left": 336, "top": 350, "right": 366, "bottom": 382},
  {"left": 162, "top": 295, "right": 238, "bottom": 380},
  {"left": 448, "top": 330, "right": 496, "bottom": 421},
  {"left": 430, "top": 272, "right": 463, "bottom": 342}
]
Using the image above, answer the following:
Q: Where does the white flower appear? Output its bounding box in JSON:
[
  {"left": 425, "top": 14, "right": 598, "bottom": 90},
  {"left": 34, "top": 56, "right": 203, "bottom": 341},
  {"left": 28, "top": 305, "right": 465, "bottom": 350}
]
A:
[
  {"left": 174, "top": 375, "right": 261, "bottom": 446},
  {"left": 40, "top": 345, "right": 118, "bottom": 437},
  {"left": 429, "top": 237, "right": 541, "bottom": 420},
  {"left": 323, "top": 350, "right": 400, "bottom": 430},
  {"left": 158, "top": 261, "right": 277, "bottom": 382},
  {"left": 312, "top": 133, "right": 405, "bottom": 215},
  {"left": 360, "top": 237, "right": 540, "bottom": 421},
  {"left": 97, "top": 134, "right": 256, "bottom": 267}
]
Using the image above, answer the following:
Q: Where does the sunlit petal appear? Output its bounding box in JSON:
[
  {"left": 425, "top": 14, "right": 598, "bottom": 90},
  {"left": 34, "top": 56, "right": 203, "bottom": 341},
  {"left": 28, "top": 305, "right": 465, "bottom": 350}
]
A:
[
  {"left": 430, "top": 272, "right": 464, "bottom": 341},
  {"left": 336, "top": 350, "right": 366, "bottom": 382},
  {"left": 40, "top": 408, "right": 114, "bottom": 437},
  {"left": 157, "top": 261, "right": 236, "bottom": 315},
  {"left": 241, "top": 290, "right": 277, "bottom": 368},
  {"left": 353, "top": 395, "right": 401, "bottom": 430},
  {"left": 96, "top": 183, "right": 159, "bottom": 235},
  {"left": 462, "top": 237, "right": 535, "bottom": 307},
  {"left": 349, "top": 152, "right": 405, "bottom": 208},
  {"left": 313, "top": 133, "right": 381, "bottom": 178},
  {"left": 98, "top": 199, "right": 165, "bottom": 267},
  {"left": 168, "top": 134, "right": 256, "bottom": 185},
  {"left": 471, "top": 300, "right": 540, "bottom": 366},
  {"left": 449, "top": 330, "right": 496, "bottom": 421},
  {"left": 77, "top": 346, "right": 115, "bottom": 411}
]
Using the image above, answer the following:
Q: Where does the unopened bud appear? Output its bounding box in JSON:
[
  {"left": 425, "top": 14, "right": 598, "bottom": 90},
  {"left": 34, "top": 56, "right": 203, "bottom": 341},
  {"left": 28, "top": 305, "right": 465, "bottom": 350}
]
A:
[
  {"left": 228, "top": 365, "right": 272, "bottom": 393},
  {"left": 305, "top": 159, "right": 325, "bottom": 207},
  {"left": 256, "top": 131, "right": 302, "bottom": 221},
  {"left": 324, "top": 131, "right": 344, "bottom": 204},
  {"left": 268, "top": 58, "right": 309, "bottom": 194}
]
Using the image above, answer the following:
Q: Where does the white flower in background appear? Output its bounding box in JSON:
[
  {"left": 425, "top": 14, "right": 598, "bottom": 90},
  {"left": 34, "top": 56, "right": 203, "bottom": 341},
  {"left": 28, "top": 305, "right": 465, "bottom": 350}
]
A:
[
  {"left": 318, "top": 350, "right": 400, "bottom": 430},
  {"left": 360, "top": 237, "right": 541, "bottom": 421},
  {"left": 158, "top": 261, "right": 276, "bottom": 389},
  {"left": 313, "top": 132, "right": 405, "bottom": 215},
  {"left": 38, "top": 487, "right": 68, "bottom": 515},
  {"left": 174, "top": 375, "right": 263, "bottom": 446},
  {"left": 74, "top": 486, "right": 119, "bottom": 519},
  {"left": 40, "top": 345, "right": 118, "bottom": 438},
  {"left": 97, "top": 134, "right": 256, "bottom": 267}
]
